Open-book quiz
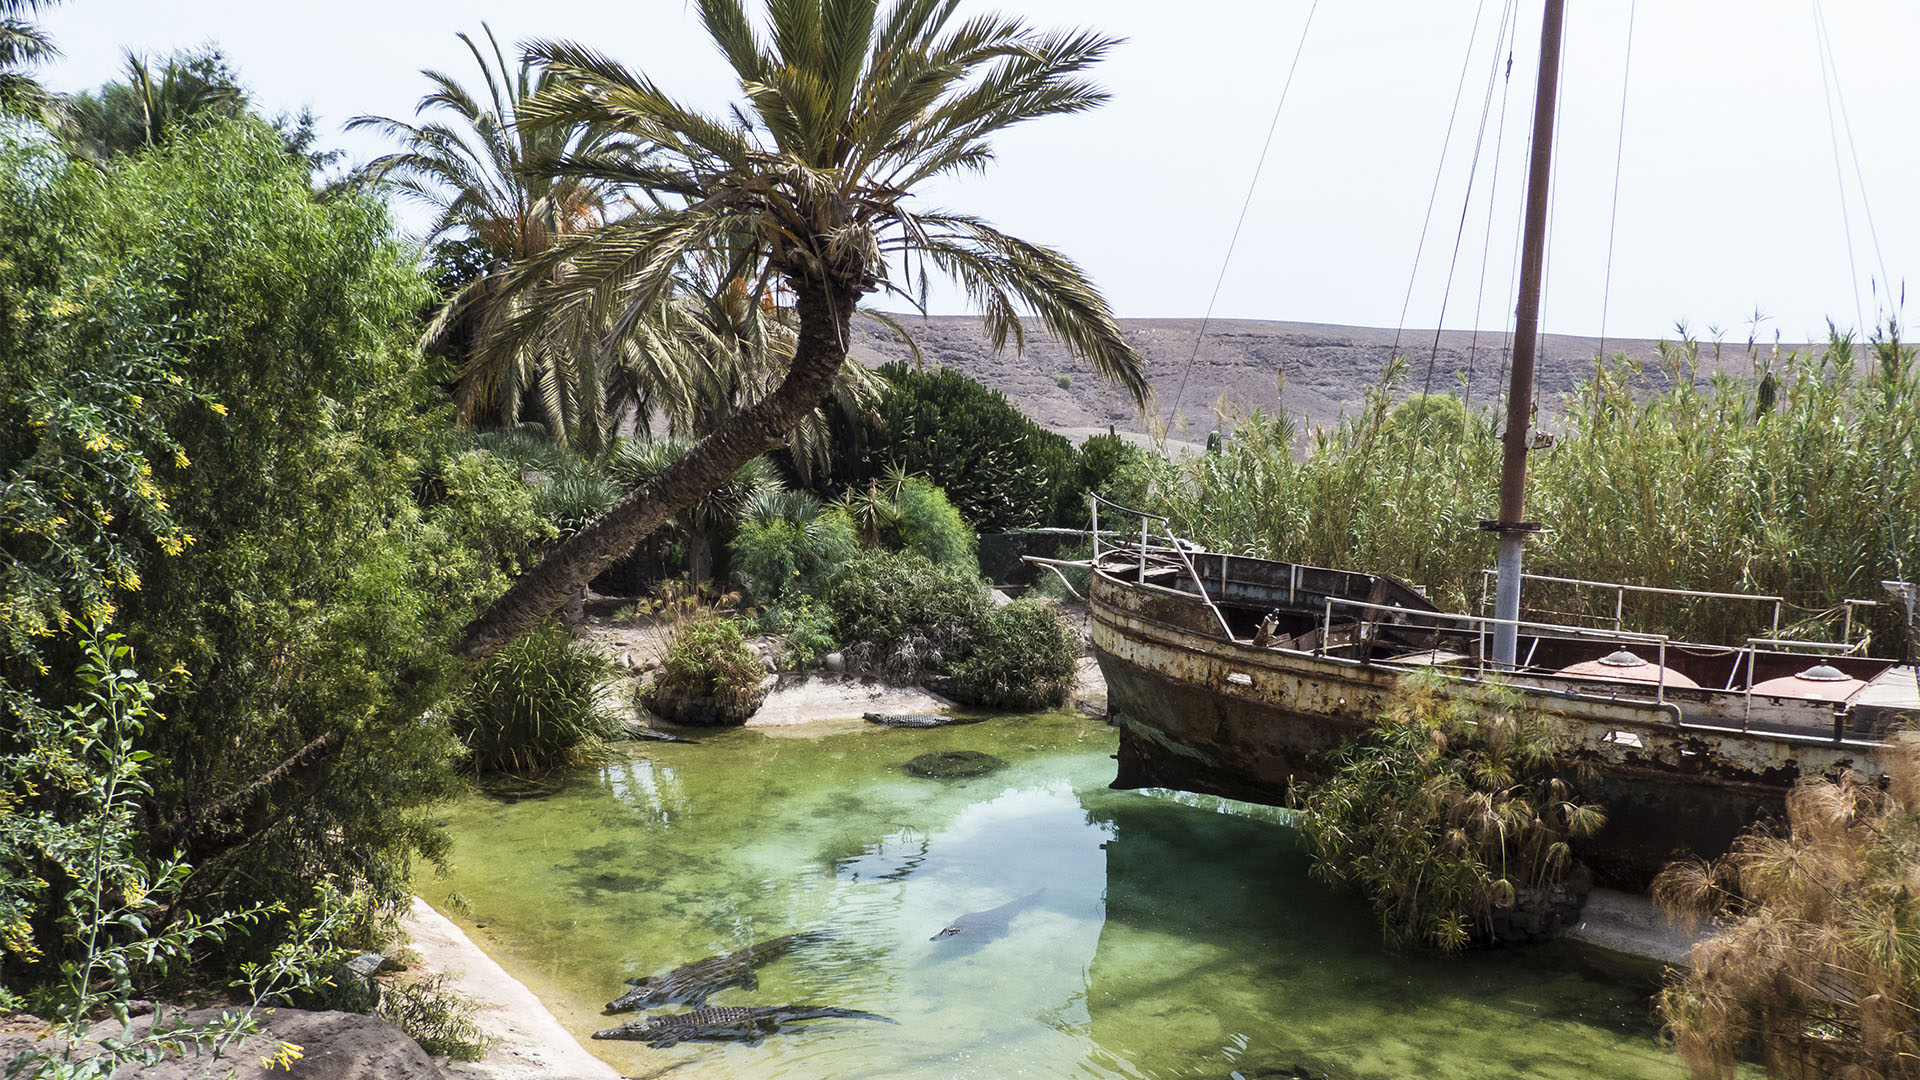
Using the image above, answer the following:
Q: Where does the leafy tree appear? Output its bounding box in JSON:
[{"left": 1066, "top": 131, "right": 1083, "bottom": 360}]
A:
[
  {"left": 454, "top": 0, "right": 1147, "bottom": 660},
  {"left": 822, "top": 362, "right": 1080, "bottom": 529},
  {"left": 349, "top": 24, "right": 635, "bottom": 450},
  {"left": 0, "top": 132, "right": 198, "bottom": 663},
  {"left": 58, "top": 118, "right": 545, "bottom": 943}
]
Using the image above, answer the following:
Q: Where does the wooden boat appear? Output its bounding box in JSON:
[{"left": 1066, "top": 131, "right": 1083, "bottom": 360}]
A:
[
  {"left": 1069, "top": 0, "right": 1919, "bottom": 887},
  {"left": 1080, "top": 513, "right": 1917, "bottom": 885}
]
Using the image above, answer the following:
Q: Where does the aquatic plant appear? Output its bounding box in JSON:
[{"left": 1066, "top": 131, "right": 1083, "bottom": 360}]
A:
[
  {"left": 1292, "top": 671, "right": 1606, "bottom": 952},
  {"left": 454, "top": 620, "right": 623, "bottom": 772},
  {"left": 949, "top": 599, "right": 1078, "bottom": 711},
  {"left": 1652, "top": 738, "right": 1920, "bottom": 1080}
]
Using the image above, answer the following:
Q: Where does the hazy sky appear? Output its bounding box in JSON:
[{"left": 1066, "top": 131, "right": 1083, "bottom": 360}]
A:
[{"left": 36, "top": 1, "right": 1920, "bottom": 343}]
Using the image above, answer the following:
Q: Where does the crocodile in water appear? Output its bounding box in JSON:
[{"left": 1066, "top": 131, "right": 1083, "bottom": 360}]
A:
[
  {"left": 591, "top": 1005, "right": 897, "bottom": 1047},
  {"left": 930, "top": 889, "right": 1044, "bottom": 942},
  {"left": 606, "top": 931, "right": 828, "bottom": 1012}
]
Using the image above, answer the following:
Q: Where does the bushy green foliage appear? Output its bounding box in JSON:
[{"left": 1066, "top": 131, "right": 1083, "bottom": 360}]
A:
[
  {"left": 1127, "top": 336, "right": 1920, "bottom": 649},
  {"left": 889, "top": 477, "right": 977, "bottom": 570},
  {"left": 0, "top": 133, "right": 200, "bottom": 660},
  {"left": 647, "top": 616, "right": 766, "bottom": 719},
  {"left": 823, "top": 550, "right": 990, "bottom": 682},
  {"left": 1031, "top": 540, "right": 1092, "bottom": 599},
  {"left": 730, "top": 493, "right": 859, "bottom": 603},
  {"left": 949, "top": 598, "right": 1077, "bottom": 710},
  {"left": 0, "top": 119, "right": 548, "bottom": 967},
  {"left": 767, "top": 593, "right": 837, "bottom": 671},
  {"left": 823, "top": 363, "right": 1079, "bottom": 530},
  {"left": 1292, "top": 672, "right": 1604, "bottom": 952},
  {"left": 454, "top": 621, "right": 622, "bottom": 773},
  {"left": 1074, "top": 431, "right": 1146, "bottom": 510},
  {"left": 2, "top": 631, "right": 364, "bottom": 1077}
]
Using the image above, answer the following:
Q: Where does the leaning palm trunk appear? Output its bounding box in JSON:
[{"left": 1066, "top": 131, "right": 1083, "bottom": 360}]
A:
[
  {"left": 459, "top": 280, "right": 856, "bottom": 657},
  {"left": 454, "top": 0, "right": 1147, "bottom": 660}
]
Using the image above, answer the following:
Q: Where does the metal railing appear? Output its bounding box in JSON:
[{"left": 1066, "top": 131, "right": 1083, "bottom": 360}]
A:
[
  {"left": 1089, "top": 494, "right": 1235, "bottom": 639},
  {"left": 1322, "top": 595, "right": 1678, "bottom": 703}
]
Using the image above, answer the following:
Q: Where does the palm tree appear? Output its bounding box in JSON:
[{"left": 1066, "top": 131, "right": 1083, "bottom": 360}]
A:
[
  {"left": 0, "top": 0, "right": 58, "bottom": 119},
  {"left": 456, "top": 0, "right": 1147, "bottom": 659},
  {"left": 348, "top": 24, "right": 634, "bottom": 452},
  {"left": 65, "top": 49, "right": 247, "bottom": 159}
]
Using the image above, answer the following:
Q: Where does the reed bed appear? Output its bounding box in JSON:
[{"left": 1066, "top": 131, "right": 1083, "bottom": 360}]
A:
[{"left": 1129, "top": 332, "right": 1919, "bottom": 652}]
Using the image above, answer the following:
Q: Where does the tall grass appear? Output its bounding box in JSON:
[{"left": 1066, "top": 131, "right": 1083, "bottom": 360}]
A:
[{"left": 1128, "top": 330, "right": 1919, "bottom": 650}]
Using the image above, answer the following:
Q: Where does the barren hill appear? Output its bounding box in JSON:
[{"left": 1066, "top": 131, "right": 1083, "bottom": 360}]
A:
[{"left": 848, "top": 314, "right": 1771, "bottom": 445}]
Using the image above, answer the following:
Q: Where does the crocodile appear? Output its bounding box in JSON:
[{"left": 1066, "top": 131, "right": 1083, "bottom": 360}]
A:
[
  {"left": 930, "top": 889, "right": 1044, "bottom": 942},
  {"left": 591, "top": 1005, "right": 897, "bottom": 1047},
  {"left": 606, "top": 931, "right": 828, "bottom": 1013}
]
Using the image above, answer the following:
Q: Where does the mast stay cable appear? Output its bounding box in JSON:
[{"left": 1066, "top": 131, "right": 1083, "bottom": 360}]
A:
[
  {"left": 1168, "top": 0, "right": 1320, "bottom": 428},
  {"left": 1595, "top": 1, "right": 1639, "bottom": 362}
]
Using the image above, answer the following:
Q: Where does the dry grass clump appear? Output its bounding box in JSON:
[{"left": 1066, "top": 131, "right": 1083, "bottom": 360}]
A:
[{"left": 1653, "top": 736, "right": 1920, "bottom": 1079}]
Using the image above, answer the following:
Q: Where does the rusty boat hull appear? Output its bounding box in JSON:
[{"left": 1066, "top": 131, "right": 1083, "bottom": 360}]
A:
[{"left": 1089, "top": 548, "right": 1918, "bottom": 887}]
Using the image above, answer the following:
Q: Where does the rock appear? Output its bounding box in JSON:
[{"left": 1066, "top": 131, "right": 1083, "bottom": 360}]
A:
[
  {"left": 989, "top": 588, "right": 1014, "bottom": 608},
  {"left": 0, "top": 1007, "right": 445, "bottom": 1080},
  {"left": 905, "top": 750, "right": 1006, "bottom": 779},
  {"left": 863, "top": 712, "right": 988, "bottom": 729},
  {"left": 823, "top": 651, "right": 846, "bottom": 672},
  {"left": 643, "top": 682, "right": 768, "bottom": 726}
]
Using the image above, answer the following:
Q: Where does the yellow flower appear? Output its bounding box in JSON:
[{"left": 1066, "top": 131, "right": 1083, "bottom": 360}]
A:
[
  {"left": 174, "top": 450, "right": 190, "bottom": 468},
  {"left": 210, "top": 402, "right": 229, "bottom": 417},
  {"left": 263, "top": 1042, "right": 305, "bottom": 1071}
]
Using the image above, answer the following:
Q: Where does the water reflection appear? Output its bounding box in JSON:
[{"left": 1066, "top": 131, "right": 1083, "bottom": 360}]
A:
[{"left": 428, "top": 714, "right": 1700, "bottom": 1080}]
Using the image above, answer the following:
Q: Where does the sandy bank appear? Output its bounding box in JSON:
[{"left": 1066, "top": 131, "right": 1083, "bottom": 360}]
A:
[{"left": 401, "top": 899, "right": 621, "bottom": 1080}]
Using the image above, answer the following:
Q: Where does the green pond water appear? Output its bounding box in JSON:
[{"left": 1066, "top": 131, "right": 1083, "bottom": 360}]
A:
[{"left": 426, "top": 710, "right": 1706, "bottom": 1080}]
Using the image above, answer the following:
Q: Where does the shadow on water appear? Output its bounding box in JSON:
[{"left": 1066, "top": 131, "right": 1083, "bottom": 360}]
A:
[{"left": 427, "top": 712, "right": 1715, "bottom": 1080}]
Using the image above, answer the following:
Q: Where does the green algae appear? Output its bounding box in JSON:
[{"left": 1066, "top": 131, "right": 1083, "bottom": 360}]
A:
[{"left": 424, "top": 710, "right": 1735, "bottom": 1079}]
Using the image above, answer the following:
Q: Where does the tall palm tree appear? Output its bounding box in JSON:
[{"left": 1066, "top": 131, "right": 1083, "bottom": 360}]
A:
[
  {"left": 456, "top": 0, "right": 1147, "bottom": 659},
  {"left": 0, "top": 0, "right": 59, "bottom": 119},
  {"left": 348, "top": 24, "right": 634, "bottom": 452}
]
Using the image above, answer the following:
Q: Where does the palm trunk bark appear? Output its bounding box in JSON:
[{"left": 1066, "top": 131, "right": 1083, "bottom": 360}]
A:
[{"left": 456, "top": 278, "right": 859, "bottom": 660}]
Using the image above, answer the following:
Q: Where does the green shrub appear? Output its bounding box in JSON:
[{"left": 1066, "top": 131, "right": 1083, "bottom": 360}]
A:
[
  {"left": 1291, "top": 672, "right": 1604, "bottom": 952},
  {"left": 824, "top": 550, "right": 990, "bottom": 683},
  {"left": 890, "top": 477, "right": 977, "bottom": 571},
  {"left": 819, "top": 363, "right": 1079, "bottom": 529},
  {"left": 730, "top": 499, "right": 859, "bottom": 603},
  {"left": 949, "top": 599, "right": 1078, "bottom": 710},
  {"left": 646, "top": 616, "right": 766, "bottom": 724},
  {"left": 762, "top": 593, "right": 837, "bottom": 671},
  {"left": 454, "top": 621, "right": 623, "bottom": 773}
]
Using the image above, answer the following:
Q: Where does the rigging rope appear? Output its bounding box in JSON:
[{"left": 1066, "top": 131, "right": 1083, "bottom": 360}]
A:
[
  {"left": 1168, "top": 0, "right": 1320, "bottom": 427},
  {"left": 1812, "top": 0, "right": 1891, "bottom": 332},
  {"left": 1390, "top": 0, "right": 1495, "bottom": 363},
  {"left": 1810, "top": 0, "right": 1867, "bottom": 339},
  {"left": 1465, "top": 16, "right": 1521, "bottom": 414},
  {"left": 1419, "top": 0, "right": 1522, "bottom": 403},
  {"left": 1595, "top": 0, "right": 1638, "bottom": 361}
]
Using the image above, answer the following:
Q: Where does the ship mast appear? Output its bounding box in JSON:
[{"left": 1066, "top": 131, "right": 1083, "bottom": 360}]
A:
[{"left": 1487, "top": 0, "right": 1567, "bottom": 669}]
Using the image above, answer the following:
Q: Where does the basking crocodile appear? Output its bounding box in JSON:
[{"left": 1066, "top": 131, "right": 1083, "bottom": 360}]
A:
[
  {"left": 591, "top": 1005, "right": 897, "bottom": 1047},
  {"left": 606, "top": 931, "right": 828, "bottom": 1013},
  {"left": 930, "top": 890, "right": 1044, "bottom": 942}
]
